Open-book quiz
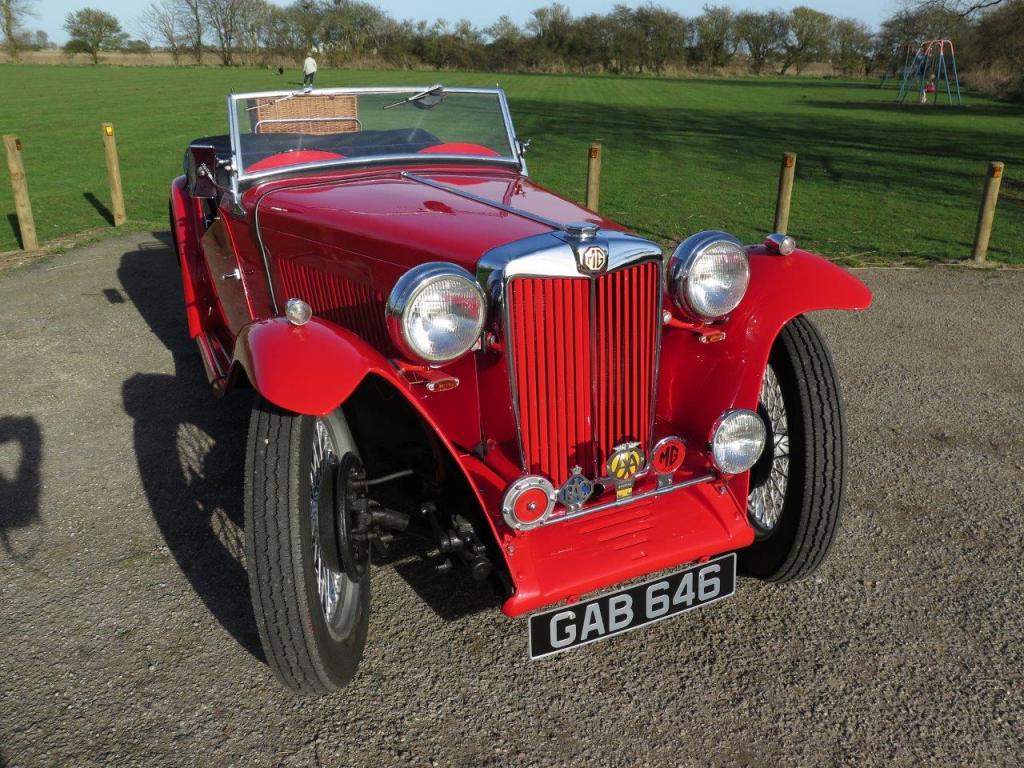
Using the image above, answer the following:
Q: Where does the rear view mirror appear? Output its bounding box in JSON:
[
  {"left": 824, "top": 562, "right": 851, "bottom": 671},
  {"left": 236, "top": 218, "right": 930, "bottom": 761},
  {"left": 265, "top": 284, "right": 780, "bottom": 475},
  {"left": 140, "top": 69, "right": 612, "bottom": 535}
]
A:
[{"left": 186, "top": 144, "right": 220, "bottom": 199}]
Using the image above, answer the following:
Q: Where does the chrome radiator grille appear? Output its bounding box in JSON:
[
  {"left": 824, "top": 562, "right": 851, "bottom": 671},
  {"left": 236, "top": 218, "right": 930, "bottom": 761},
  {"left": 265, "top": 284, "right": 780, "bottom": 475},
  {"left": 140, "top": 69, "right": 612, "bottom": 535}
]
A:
[{"left": 506, "top": 260, "right": 661, "bottom": 485}]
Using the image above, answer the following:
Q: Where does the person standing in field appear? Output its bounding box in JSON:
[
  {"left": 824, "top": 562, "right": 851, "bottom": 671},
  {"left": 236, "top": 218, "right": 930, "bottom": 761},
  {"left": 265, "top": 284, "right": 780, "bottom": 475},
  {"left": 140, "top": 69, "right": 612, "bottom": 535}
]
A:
[{"left": 303, "top": 52, "right": 318, "bottom": 91}]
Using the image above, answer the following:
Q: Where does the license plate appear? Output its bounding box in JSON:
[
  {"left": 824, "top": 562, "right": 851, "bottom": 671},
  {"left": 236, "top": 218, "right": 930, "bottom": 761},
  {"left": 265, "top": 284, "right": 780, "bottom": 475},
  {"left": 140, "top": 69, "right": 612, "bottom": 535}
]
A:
[{"left": 528, "top": 553, "right": 736, "bottom": 659}]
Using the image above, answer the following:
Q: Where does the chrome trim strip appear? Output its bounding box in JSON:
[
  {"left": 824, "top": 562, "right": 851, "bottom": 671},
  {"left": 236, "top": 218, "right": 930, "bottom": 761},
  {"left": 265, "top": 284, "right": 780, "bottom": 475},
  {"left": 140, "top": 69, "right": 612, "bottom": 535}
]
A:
[
  {"left": 402, "top": 172, "right": 563, "bottom": 231},
  {"left": 241, "top": 155, "right": 521, "bottom": 187},
  {"left": 252, "top": 188, "right": 280, "bottom": 312},
  {"left": 496, "top": 89, "right": 527, "bottom": 176},
  {"left": 226, "top": 93, "right": 242, "bottom": 205},
  {"left": 539, "top": 473, "right": 717, "bottom": 527},
  {"left": 232, "top": 85, "right": 510, "bottom": 100}
]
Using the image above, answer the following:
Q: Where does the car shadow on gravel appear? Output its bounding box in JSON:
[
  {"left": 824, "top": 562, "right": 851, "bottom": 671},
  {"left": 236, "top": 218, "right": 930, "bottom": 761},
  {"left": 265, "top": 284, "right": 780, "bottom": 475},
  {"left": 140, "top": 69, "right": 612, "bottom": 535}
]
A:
[
  {"left": 117, "top": 233, "right": 501, "bottom": 656},
  {"left": 117, "top": 235, "right": 264, "bottom": 662}
]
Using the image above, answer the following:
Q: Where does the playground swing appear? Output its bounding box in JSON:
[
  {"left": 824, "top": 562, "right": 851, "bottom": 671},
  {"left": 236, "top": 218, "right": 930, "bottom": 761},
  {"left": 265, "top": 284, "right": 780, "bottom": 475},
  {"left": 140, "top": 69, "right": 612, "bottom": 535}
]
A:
[{"left": 895, "top": 39, "right": 963, "bottom": 106}]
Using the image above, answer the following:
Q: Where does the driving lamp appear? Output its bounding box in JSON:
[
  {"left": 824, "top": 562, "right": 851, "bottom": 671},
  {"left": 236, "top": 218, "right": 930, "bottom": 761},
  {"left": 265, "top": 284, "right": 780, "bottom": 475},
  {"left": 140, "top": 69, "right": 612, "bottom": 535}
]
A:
[
  {"left": 387, "top": 263, "right": 486, "bottom": 364},
  {"left": 710, "top": 409, "right": 766, "bottom": 475},
  {"left": 669, "top": 231, "right": 750, "bottom": 319}
]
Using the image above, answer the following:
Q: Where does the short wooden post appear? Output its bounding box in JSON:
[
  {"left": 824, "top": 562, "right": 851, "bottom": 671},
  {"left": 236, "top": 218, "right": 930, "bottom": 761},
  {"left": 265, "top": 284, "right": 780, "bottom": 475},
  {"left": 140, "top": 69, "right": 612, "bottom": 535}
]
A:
[
  {"left": 773, "top": 152, "right": 797, "bottom": 234},
  {"left": 3, "top": 135, "right": 39, "bottom": 251},
  {"left": 100, "top": 122, "right": 127, "bottom": 226},
  {"left": 972, "top": 161, "right": 1004, "bottom": 263},
  {"left": 585, "top": 142, "right": 602, "bottom": 213}
]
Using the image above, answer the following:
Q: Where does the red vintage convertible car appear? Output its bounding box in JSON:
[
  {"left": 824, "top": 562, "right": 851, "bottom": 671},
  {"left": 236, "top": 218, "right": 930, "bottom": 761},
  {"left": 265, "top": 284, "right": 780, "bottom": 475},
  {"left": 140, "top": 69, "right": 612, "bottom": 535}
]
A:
[{"left": 169, "top": 85, "right": 871, "bottom": 694}]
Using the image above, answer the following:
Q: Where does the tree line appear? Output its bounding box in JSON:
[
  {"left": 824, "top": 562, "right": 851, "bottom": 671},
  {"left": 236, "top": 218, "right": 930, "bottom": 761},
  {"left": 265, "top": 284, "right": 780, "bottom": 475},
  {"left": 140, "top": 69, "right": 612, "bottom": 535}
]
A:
[{"left": 2, "top": 0, "right": 1022, "bottom": 97}]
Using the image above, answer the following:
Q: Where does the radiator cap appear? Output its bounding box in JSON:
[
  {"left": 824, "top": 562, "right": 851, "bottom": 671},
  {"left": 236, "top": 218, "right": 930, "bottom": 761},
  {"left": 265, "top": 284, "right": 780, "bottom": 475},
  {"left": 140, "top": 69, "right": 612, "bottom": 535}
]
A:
[{"left": 565, "top": 222, "right": 599, "bottom": 241}]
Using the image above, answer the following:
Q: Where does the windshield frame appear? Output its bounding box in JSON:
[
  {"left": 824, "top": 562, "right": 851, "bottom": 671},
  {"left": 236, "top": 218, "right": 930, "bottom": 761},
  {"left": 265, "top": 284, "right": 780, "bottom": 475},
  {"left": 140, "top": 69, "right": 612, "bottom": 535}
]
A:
[{"left": 226, "top": 86, "right": 525, "bottom": 187}]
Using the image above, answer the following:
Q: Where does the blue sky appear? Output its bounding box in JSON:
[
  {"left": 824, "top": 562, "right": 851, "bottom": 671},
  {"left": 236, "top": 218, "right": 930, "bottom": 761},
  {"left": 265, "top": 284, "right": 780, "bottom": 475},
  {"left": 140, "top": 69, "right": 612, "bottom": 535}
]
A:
[{"left": 34, "top": 0, "right": 899, "bottom": 44}]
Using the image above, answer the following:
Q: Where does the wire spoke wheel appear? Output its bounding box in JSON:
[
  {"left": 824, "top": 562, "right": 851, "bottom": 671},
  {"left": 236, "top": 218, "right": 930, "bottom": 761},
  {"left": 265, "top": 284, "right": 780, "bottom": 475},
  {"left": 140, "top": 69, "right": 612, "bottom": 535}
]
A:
[
  {"left": 310, "top": 419, "right": 350, "bottom": 631},
  {"left": 748, "top": 365, "right": 790, "bottom": 533}
]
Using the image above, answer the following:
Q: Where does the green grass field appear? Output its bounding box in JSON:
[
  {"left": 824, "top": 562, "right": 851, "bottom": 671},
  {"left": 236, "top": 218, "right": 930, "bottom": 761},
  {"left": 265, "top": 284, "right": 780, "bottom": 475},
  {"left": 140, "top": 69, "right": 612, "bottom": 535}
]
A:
[{"left": 1, "top": 64, "right": 1022, "bottom": 262}]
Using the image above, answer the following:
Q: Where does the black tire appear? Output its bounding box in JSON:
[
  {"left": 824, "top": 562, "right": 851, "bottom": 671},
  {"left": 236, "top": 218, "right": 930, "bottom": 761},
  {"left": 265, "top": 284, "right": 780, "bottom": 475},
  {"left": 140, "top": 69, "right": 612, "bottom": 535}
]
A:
[
  {"left": 738, "top": 315, "right": 846, "bottom": 582},
  {"left": 244, "top": 396, "right": 369, "bottom": 695}
]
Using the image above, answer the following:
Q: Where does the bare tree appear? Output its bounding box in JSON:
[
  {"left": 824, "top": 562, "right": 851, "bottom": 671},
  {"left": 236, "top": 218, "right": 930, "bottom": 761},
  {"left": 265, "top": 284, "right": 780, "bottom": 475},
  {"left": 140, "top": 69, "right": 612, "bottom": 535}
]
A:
[
  {"left": 140, "top": 0, "right": 184, "bottom": 63},
  {"left": 201, "top": 0, "right": 243, "bottom": 65},
  {"left": 912, "top": 0, "right": 1007, "bottom": 16},
  {"left": 2, "top": 0, "right": 36, "bottom": 61},
  {"left": 179, "top": 0, "right": 204, "bottom": 63},
  {"left": 236, "top": 0, "right": 270, "bottom": 65}
]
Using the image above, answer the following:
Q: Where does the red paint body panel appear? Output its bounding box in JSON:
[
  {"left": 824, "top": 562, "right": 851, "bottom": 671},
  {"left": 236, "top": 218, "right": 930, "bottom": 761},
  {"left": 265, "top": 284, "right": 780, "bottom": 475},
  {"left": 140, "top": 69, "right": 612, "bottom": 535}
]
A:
[
  {"left": 500, "top": 479, "right": 753, "bottom": 617},
  {"left": 173, "top": 154, "right": 872, "bottom": 618},
  {"left": 169, "top": 176, "right": 210, "bottom": 339},
  {"left": 232, "top": 317, "right": 375, "bottom": 417}
]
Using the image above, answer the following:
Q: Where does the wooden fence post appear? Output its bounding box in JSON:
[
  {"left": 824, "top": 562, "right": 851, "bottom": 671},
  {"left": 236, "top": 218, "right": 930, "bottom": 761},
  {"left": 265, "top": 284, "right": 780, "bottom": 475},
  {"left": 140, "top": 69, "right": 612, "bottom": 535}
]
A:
[
  {"left": 586, "top": 142, "right": 602, "bottom": 213},
  {"left": 971, "top": 161, "right": 1004, "bottom": 263},
  {"left": 3, "top": 135, "right": 39, "bottom": 251},
  {"left": 773, "top": 151, "right": 797, "bottom": 234},
  {"left": 100, "top": 122, "right": 127, "bottom": 226}
]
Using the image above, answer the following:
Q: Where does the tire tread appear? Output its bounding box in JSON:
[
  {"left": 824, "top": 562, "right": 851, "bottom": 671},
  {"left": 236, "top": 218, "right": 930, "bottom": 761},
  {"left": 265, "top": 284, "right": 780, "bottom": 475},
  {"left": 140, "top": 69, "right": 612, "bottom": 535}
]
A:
[
  {"left": 244, "top": 398, "right": 329, "bottom": 695},
  {"left": 770, "top": 315, "right": 846, "bottom": 582}
]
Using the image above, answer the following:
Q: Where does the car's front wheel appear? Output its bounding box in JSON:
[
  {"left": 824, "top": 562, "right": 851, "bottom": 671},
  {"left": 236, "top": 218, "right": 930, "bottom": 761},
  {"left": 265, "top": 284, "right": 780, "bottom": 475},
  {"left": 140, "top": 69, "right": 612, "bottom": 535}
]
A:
[
  {"left": 739, "top": 315, "right": 846, "bottom": 581},
  {"left": 244, "top": 396, "right": 370, "bottom": 695}
]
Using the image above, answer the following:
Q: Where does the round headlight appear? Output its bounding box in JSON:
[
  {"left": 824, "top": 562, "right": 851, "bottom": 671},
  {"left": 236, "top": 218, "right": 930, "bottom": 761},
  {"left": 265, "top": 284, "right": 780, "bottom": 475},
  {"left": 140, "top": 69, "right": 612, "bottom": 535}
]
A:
[
  {"left": 670, "top": 231, "right": 750, "bottom": 319},
  {"left": 386, "top": 263, "right": 486, "bottom": 363},
  {"left": 711, "top": 409, "right": 766, "bottom": 475}
]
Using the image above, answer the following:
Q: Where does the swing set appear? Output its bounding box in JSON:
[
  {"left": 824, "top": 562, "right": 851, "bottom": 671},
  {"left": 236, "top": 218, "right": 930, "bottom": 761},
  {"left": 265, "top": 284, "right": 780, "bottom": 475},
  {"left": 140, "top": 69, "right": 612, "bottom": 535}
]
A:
[{"left": 885, "top": 39, "right": 963, "bottom": 105}]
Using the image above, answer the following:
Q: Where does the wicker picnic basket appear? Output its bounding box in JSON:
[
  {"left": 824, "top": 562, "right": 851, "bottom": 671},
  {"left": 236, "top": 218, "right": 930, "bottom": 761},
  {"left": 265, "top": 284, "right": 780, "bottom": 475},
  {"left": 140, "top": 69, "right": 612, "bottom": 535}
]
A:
[{"left": 251, "top": 94, "right": 360, "bottom": 134}]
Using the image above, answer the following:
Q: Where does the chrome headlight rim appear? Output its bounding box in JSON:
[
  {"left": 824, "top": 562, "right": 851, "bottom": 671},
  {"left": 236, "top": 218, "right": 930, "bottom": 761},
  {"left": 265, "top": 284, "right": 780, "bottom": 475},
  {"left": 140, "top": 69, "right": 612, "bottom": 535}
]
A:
[
  {"left": 669, "top": 230, "right": 750, "bottom": 320},
  {"left": 710, "top": 408, "right": 767, "bottom": 476},
  {"left": 386, "top": 262, "right": 487, "bottom": 364}
]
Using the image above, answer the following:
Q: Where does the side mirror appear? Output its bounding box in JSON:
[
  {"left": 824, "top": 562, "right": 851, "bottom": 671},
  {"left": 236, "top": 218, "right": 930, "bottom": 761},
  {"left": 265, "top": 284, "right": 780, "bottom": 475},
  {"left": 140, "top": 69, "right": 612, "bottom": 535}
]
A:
[{"left": 186, "top": 144, "right": 220, "bottom": 199}]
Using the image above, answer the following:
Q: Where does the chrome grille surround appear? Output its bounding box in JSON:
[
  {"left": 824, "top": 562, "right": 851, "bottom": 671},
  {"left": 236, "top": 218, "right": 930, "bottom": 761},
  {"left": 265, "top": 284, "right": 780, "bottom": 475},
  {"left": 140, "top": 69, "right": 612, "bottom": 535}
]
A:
[{"left": 478, "top": 229, "right": 664, "bottom": 484}]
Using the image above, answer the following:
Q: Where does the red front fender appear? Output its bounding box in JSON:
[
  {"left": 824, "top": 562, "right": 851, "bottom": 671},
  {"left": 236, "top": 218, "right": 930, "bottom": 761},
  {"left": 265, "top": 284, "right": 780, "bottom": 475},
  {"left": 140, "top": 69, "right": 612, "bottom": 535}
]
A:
[
  {"left": 230, "top": 315, "right": 505, "bottom": 559},
  {"left": 231, "top": 317, "right": 388, "bottom": 417},
  {"left": 658, "top": 249, "right": 872, "bottom": 483}
]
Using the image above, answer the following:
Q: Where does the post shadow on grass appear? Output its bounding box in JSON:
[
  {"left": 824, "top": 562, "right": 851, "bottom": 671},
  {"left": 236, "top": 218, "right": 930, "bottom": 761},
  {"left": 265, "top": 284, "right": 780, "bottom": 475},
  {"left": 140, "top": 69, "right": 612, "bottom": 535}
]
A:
[
  {"left": 84, "top": 192, "right": 115, "bottom": 227},
  {"left": 514, "top": 94, "right": 1022, "bottom": 231},
  {"left": 5, "top": 214, "right": 24, "bottom": 250},
  {"left": 0, "top": 415, "right": 43, "bottom": 564}
]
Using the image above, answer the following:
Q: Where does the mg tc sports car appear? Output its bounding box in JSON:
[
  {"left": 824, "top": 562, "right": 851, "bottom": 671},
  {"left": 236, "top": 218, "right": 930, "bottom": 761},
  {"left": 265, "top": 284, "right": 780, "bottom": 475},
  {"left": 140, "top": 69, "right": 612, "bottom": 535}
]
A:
[{"left": 168, "top": 85, "right": 872, "bottom": 695}]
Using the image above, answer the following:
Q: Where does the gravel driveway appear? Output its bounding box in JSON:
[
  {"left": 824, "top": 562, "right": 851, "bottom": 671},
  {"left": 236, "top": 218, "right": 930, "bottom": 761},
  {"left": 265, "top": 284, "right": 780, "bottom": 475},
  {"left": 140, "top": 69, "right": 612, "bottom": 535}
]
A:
[{"left": 1, "top": 234, "right": 1021, "bottom": 767}]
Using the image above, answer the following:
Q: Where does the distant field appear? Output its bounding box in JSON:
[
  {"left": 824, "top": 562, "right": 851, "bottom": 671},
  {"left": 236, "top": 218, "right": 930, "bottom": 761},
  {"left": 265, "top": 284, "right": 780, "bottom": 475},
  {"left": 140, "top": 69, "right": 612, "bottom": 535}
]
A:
[{"left": 0, "top": 64, "right": 1022, "bottom": 262}]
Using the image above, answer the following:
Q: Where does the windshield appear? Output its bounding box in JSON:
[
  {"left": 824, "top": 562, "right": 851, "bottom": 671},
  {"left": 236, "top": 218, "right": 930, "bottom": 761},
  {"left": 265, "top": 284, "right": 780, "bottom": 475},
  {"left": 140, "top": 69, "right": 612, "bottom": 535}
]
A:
[{"left": 229, "top": 87, "right": 520, "bottom": 180}]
